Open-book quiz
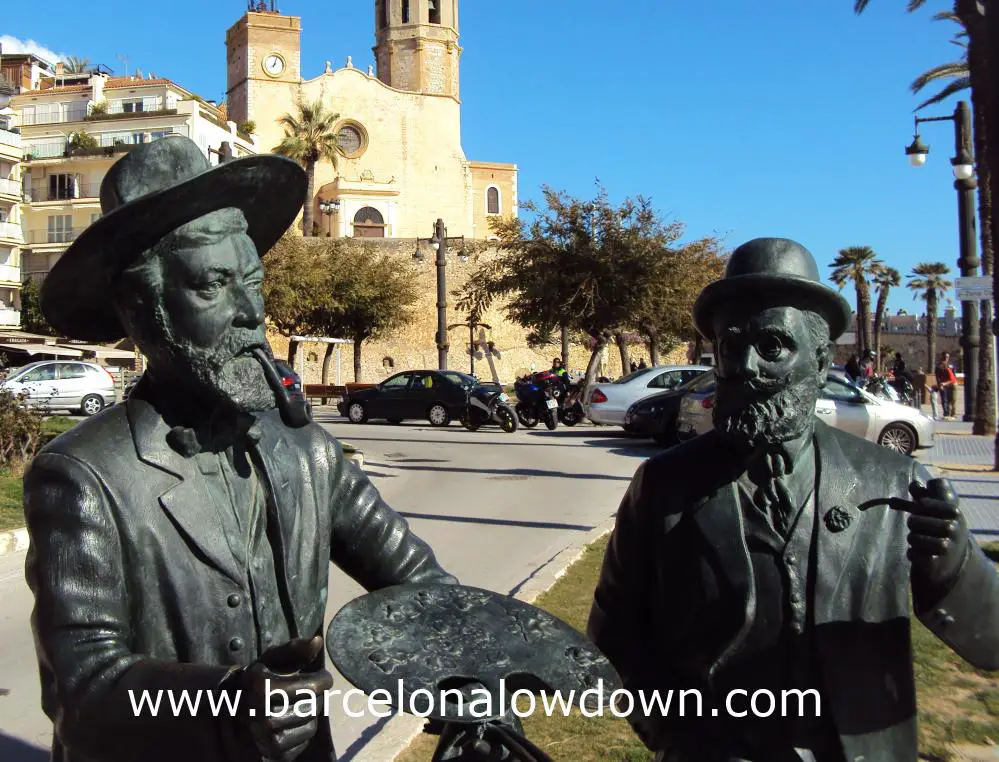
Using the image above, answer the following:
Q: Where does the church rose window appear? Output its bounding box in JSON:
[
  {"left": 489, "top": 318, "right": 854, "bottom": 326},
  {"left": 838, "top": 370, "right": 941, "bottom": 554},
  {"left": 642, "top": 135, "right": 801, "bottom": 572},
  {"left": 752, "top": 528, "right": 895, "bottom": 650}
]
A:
[{"left": 337, "top": 124, "right": 364, "bottom": 156}]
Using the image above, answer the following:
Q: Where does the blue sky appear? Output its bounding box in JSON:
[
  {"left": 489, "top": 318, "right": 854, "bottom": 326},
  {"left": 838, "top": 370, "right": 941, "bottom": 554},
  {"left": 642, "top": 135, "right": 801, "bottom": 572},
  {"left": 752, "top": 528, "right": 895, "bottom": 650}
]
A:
[{"left": 2, "top": 0, "right": 974, "bottom": 316}]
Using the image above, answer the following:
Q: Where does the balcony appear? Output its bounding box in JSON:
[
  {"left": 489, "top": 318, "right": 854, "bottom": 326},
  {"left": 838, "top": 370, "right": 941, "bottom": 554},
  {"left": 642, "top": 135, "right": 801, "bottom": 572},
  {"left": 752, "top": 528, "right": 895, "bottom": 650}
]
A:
[
  {"left": 24, "top": 184, "right": 100, "bottom": 203},
  {"left": 23, "top": 141, "right": 67, "bottom": 160},
  {"left": 0, "top": 129, "right": 21, "bottom": 149},
  {"left": 0, "top": 264, "right": 20, "bottom": 283},
  {"left": 21, "top": 106, "right": 90, "bottom": 126},
  {"left": 0, "top": 222, "right": 23, "bottom": 242},
  {"left": 27, "top": 228, "right": 80, "bottom": 245},
  {"left": 0, "top": 309, "right": 20, "bottom": 327},
  {"left": 0, "top": 178, "right": 20, "bottom": 198}
]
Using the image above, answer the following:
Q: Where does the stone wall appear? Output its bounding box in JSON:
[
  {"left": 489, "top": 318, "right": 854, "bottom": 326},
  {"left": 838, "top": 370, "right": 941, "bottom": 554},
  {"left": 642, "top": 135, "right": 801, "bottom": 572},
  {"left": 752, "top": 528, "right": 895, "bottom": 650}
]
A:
[
  {"left": 834, "top": 333, "right": 963, "bottom": 374},
  {"left": 264, "top": 238, "right": 689, "bottom": 385}
]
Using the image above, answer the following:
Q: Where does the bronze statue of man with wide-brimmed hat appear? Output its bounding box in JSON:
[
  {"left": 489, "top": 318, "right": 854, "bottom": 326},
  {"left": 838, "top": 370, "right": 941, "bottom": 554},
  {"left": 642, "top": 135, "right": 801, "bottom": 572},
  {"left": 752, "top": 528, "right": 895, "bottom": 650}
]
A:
[
  {"left": 23, "top": 135, "right": 457, "bottom": 762},
  {"left": 587, "top": 237, "right": 999, "bottom": 762}
]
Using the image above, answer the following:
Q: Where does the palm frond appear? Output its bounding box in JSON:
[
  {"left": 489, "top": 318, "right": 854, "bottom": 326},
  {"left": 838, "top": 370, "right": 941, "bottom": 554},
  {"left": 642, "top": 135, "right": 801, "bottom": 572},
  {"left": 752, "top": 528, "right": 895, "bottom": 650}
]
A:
[
  {"left": 914, "top": 77, "right": 971, "bottom": 111},
  {"left": 911, "top": 63, "right": 968, "bottom": 94}
]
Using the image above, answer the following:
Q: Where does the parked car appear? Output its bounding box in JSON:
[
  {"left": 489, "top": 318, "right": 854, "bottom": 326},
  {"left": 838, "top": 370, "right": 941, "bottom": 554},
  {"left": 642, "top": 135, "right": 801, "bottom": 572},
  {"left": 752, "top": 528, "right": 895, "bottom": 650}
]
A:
[
  {"left": 584, "top": 364, "right": 711, "bottom": 427},
  {"left": 675, "top": 372, "right": 934, "bottom": 455},
  {"left": 1, "top": 360, "right": 116, "bottom": 416},
  {"left": 338, "top": 369, "right": 480, "bottom": 426},
  {"left": 623, "top": 369, "right": 712, "bottom": 445}
]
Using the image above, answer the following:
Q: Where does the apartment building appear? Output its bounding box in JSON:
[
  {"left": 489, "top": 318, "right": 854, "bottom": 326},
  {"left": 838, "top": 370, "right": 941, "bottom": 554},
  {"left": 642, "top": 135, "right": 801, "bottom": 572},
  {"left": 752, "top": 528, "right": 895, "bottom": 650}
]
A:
[
  {"left": 10, "top": 70, "right": 257, "bottom": 282},
  {"left": 0, "top": 110, "right": 22, "bottom": 327}
]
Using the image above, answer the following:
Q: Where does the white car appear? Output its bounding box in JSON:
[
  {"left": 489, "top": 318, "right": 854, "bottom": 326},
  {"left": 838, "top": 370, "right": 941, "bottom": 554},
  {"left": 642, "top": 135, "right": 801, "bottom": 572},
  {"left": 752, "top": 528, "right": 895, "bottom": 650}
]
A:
[
  {"left": 1, "top": 360, "right": 116, "bottom": 416},
  {"left": 585, "top": 364, "right": 711, "bottom": 427},
  {"left": 675, "top": 371, "right": 935, "bottom": 455}
]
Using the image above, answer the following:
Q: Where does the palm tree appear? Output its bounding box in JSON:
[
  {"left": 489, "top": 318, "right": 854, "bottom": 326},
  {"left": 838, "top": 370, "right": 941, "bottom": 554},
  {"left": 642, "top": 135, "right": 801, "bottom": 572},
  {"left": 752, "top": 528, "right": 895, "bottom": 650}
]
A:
[
  {"left": 909, "top": 13, "right": 995, "bottom": 434},
  {"left": 908, "top": 262, "right": 953, "bottom": 372},
  {"left": 872, "top": 265, "right": 901, "bottom": 371},
  {"left": 273, "top": 99, "right": 341, "bottom": 237},
  {"left": 829, "top": 246, "right": 883, "bottom": 357},
  {"left": 63, "top": 56, "right": 90, "bottom": 74}
]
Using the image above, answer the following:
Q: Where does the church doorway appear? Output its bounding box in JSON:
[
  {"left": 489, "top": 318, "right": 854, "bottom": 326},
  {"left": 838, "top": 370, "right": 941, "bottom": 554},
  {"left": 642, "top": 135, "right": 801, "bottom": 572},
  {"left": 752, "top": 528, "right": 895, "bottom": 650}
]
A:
[{"left": 352, "top": 207, "right": 386, "bottom": 237}]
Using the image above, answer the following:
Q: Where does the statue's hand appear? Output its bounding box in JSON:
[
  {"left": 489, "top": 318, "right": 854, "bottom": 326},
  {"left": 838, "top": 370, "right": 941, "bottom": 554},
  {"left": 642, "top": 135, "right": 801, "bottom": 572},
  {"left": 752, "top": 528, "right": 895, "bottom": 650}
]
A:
[
  {"left": 906, "top": 478, "right": 971, "bottom": 600},
  {"left": 223, "top": 636, "right": 334, "bottom": 762}
]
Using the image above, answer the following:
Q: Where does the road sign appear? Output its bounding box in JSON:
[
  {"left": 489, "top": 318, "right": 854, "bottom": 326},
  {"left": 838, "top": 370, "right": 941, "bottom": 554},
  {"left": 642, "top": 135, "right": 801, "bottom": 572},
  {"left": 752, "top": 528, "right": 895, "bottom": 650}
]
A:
[{"left": 955, "top": 276, "right": 993, "bottom": 302}]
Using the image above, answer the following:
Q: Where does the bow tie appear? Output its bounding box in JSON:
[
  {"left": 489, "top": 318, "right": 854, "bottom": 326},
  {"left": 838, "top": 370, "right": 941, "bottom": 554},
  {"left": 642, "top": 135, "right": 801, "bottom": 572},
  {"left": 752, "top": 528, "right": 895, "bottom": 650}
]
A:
[{"left": 166, "top": 413, "right": 262, "bottom": 458}]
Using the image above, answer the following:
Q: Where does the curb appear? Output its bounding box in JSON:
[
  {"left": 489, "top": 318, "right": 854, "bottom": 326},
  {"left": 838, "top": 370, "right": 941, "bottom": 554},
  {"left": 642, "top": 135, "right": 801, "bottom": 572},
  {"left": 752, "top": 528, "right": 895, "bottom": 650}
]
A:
[
  {"left": 0, "top": 527, "right": 28, "bottom": 557},
  {"left": 355, "top": 516, "right": 618, "bottom": 762}
]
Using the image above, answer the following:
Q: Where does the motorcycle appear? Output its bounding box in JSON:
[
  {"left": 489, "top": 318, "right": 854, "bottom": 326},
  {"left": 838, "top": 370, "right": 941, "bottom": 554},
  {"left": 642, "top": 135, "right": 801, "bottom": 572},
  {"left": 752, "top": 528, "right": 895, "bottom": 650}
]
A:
[
  {"left": 513, "top": 372, "right": 559, "bottom": 430},
  {"left": 864, "top": 375, "right": 902, "bottom": 403},
  {"left": 461, "top": 384, "right": 518, "bottom": 433},
  {"left": 888, "top": 372, "right": 917, "bottom": 408},
  {"left": 558, "top": 378, "right": 585, "bottom": 426}
]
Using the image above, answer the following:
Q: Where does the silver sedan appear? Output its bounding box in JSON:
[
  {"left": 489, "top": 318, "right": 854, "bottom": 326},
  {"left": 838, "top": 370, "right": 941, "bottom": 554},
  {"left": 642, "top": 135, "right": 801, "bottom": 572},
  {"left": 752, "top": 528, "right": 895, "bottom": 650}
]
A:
[{"left": 676, "top": 372, "right": 934, "bottom": 455}]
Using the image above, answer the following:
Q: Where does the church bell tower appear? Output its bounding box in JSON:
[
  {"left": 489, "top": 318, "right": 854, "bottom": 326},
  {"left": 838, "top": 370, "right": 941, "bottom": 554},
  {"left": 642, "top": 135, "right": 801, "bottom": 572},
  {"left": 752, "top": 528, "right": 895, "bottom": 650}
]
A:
[{"left": 373, "top": 0, "right": 461, "bottom": 99}]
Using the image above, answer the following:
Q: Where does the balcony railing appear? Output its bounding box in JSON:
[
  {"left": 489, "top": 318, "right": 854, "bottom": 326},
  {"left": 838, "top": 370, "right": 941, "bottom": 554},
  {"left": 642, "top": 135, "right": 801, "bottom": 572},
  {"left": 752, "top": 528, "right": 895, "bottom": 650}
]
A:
[
  {"left": 24, "top": 141, "right": 66, "bottom": 160},
  {"left": 0, "top": 129, "right": 21, "bottom": 149},
  {"left": 24, "top": 184, "right": 100, "bottom": 203},
  {"left": 21, "top": 106, "right": 90, "bottom": 126},
  {"left": 0, "top": 222, "right": 23, "bottom": 242},
  {"left": 0, "top": 264, "right": 20, "bottom": 283},
  {"left": 0, "top": 178, "right": 20, "bottom": 197},
  {"left": 27, "top": 228, "right": 80, "bottom": 245},
  {"left": 0, "top": 309, "right": 20, "bottom": 327}
]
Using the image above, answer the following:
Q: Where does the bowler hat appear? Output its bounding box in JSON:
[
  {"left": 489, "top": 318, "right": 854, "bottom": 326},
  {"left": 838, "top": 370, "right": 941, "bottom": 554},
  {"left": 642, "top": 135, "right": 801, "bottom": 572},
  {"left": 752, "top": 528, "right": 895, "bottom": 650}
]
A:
[
  {"left": 692, "top": 237, "right": 851, "bottom": 341},
  {"left": 41, "top": 135, "right": 307, "bottom": 341}
]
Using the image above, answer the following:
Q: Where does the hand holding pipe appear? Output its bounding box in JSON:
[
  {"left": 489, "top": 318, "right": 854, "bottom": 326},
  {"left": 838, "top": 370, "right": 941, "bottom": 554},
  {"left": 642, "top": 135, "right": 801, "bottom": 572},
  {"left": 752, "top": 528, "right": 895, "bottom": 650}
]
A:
[{"left": 860, "top": 478, "right": 970, "bottom": 598}]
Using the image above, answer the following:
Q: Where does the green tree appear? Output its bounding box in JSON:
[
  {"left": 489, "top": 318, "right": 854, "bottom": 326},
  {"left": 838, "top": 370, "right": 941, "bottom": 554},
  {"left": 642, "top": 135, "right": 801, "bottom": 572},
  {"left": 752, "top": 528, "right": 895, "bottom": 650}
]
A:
[
  {"left": 456, "top": 185, "right": 703, "bottom": 388},
  {"left": 908, "top": 262, "right": 953, "bottom": 372},
  {"left": 830, "top": 246, "right": 883, "bottom": 357},
  {"left": 309, "top": 240, "right": 420, "bottom": 382},
  {"left": 634, "top": 236, "right": 727, "bottom": 366},
  {"left": 260, "top": 233, "right": 331, "bottom": 364},
  {"left": 872, "top": 265, "right": 901, "bottom": 372},
  {"left": 19, "top": 278, "right": 54, "bottom": 335},
  {"left": 273, "top": 99, "right": 341, "bottom": 238}
]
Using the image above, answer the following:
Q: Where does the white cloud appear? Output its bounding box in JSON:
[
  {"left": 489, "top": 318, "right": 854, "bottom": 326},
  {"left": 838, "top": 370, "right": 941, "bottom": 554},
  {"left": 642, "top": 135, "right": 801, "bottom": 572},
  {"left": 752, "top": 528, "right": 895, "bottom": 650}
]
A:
[{"left": 0, "top": 36, "right": 69, "bottom": 65}]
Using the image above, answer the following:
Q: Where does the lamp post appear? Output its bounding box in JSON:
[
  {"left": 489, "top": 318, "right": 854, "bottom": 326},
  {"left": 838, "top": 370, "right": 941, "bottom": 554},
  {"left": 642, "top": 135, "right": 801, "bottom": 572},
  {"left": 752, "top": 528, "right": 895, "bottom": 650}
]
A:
[
  {"left": 449, "top": 320, "right": 491, "bottom": 376},
  {"left": 413, "top": 218, "right": 467, "bottom": 370},
  {"left": 318, "top": 199, "right": 340, "bottom": 237},
  {"left": 905, "top": 100, "right": 979, "bottom": 422}
]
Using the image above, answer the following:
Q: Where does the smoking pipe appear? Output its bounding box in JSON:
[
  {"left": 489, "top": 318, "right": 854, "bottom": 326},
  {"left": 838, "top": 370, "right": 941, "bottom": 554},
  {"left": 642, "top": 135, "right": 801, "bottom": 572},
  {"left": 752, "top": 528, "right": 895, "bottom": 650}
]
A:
[
  {"left": 250, "top": 347, "right": 312, "bottom": 428},
  {"left": 858, "top": 478, "right": 957, "bottom": 516}
]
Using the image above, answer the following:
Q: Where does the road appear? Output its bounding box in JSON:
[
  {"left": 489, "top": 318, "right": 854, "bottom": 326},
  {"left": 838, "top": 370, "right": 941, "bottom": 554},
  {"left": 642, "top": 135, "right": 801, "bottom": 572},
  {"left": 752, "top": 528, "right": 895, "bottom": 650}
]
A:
[{"left": 0, "top": 411, "right": 652, "bottom": 761}]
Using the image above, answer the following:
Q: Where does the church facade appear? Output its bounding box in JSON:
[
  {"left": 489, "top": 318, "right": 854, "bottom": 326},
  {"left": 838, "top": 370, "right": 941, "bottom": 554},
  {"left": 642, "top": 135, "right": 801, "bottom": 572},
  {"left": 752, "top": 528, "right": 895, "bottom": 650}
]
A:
[{"left": 224, "top": 1, "right": 517, "bottom": 241}]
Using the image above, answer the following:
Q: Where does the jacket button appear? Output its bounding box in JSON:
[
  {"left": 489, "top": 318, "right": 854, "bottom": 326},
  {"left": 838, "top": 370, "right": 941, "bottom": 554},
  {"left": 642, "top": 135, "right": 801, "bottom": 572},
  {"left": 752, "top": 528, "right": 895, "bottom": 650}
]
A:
[
  {"left": 227, "top": 594, "right": 242, "bottom": 608},
  {"left": 229, "top": 637, "right": 244, "bottom": 652}
]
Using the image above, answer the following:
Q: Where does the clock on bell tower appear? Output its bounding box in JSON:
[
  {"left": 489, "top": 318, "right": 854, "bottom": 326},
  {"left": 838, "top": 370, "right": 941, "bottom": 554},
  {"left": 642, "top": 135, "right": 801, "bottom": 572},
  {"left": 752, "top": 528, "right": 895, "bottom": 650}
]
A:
[{"left": 225, "top": 6, "right": 302, "bottom": 148}]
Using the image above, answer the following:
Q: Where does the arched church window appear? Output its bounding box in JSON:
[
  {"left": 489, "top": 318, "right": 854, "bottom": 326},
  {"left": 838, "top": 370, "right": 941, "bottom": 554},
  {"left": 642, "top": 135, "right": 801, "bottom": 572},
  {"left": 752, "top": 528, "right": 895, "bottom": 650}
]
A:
[
  {"left": 402, "top": 0, "right": 410, "bottom": 23},
  {"left": 487, "top": 186, "right": 500, "bottom": 215},
  {"left": 353, "top": 207, "right": 386, "bottom": 238},
  {"left": 429, "top": 0, "right": 441, "bottom": 24}
]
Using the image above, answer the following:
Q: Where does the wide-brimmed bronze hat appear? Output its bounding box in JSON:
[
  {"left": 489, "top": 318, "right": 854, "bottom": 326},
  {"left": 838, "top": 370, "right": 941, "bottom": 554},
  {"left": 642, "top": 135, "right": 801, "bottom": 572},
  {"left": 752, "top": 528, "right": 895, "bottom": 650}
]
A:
[
  {"left": 692, "top": 237, "right": 851, "bottom": 341},
  {"left": 41, "top": 134, "right": 307, "bottom": 341}
]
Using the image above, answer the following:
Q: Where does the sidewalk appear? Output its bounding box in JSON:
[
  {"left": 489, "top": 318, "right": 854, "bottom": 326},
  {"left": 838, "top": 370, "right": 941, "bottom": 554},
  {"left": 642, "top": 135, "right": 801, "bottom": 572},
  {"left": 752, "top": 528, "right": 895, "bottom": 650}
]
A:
[{"left": 916, "top": 415, "right": 999, "bottom": 539}]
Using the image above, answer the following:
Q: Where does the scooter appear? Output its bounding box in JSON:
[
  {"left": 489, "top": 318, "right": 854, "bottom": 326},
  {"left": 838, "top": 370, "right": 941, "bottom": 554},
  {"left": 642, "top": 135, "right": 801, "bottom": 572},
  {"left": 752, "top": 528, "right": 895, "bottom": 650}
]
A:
[
  {"left": 461, "top": 384, "right": 518, "bottom": 433},
  {"left": 558, "top": 379, "right": 585, "bottom": 426},
  {"left": 513, "top": 373, "right": 559, "bottom": 430}
]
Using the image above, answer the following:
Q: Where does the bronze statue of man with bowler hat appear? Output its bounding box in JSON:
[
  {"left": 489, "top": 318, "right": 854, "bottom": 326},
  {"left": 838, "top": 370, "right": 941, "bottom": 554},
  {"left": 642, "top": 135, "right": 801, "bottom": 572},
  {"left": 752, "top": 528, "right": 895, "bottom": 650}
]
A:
[
  {"left": 22, "top": 135, "right": 457, "bottom": 762},
  {"left": 587, "top": 237, "right": 999, "bottom": 762}
]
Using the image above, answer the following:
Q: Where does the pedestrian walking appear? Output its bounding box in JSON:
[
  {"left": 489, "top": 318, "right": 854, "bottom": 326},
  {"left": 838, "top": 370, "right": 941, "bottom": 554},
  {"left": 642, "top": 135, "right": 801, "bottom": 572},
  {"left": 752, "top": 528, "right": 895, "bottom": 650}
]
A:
[{"left": 935, "top": 352, "right": 957, "bottom": 419}]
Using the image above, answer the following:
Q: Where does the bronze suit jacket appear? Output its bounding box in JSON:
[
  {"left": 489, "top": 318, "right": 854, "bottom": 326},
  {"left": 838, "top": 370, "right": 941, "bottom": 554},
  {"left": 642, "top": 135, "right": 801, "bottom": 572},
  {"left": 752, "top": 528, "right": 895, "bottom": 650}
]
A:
[
  {"left": 23, "top": 387, "right": 456, "bottom": 762},
  {"left": 587, "top": 420, "right": 999, "bottom": 762}
]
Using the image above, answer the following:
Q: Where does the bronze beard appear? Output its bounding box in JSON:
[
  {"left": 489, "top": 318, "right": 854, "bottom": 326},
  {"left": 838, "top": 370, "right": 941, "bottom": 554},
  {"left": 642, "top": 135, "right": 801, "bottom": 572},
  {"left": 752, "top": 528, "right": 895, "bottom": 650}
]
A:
[{"left": 713, "top": 373, "right": 822, "bottom": 451}]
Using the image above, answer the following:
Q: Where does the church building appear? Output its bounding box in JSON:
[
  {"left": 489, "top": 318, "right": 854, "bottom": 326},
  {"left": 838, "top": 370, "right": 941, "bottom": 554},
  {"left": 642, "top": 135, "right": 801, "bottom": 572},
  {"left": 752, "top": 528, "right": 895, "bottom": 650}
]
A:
[{"left": 224, "top": 0, "right": 517, "bottom": 240}]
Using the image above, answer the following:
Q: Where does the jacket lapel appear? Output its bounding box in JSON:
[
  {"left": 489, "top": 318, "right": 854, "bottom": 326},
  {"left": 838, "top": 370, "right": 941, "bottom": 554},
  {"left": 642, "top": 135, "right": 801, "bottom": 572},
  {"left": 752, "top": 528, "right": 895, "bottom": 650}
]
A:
[
  {"left": 250, "top": 419, "right": 304, "bottom": 637},
  {"left": 127, "top": 396, "right": 244, "bottom": 585},
  {"left": 690, "top": 474, "right": 756, "bottom": 679},
  {"left": 812, "top": 420, "right": 863, "bottom": 624}
]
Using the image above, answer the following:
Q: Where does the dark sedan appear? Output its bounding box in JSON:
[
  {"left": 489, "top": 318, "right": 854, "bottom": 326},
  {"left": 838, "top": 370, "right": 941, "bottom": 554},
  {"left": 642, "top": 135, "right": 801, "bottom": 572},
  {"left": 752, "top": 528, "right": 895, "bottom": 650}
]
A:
[
  {"left": 338, "top": 369, "right": 481, "bottom": 426},
  {"left": 623, "top": 369, "right": 712, "bottom": 446}
]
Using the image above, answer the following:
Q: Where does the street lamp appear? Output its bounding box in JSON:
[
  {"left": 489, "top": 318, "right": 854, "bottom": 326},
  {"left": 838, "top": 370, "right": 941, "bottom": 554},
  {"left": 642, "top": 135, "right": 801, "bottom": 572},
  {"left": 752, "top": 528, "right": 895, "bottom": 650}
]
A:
[
  {"left": 318, "top": 199, "right": 340, "bottom": 237},
  {"left": 449, "top": 320, "right": 491, "bottom": 376},
  {"left": 905, "top": 100, "right": 980, "bottom": 422},
  {"left": 413, "top": 218, "right": 468, "bottom": 370}
]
